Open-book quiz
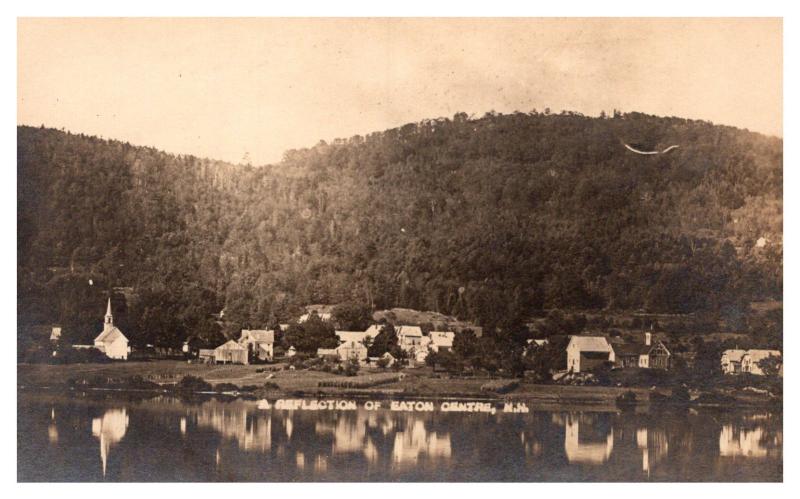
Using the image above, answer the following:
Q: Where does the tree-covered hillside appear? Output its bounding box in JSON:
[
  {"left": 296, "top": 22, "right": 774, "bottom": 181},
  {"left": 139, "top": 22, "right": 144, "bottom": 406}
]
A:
[{"left": 17, "top": 110, "right": 782, "bottom": 346}]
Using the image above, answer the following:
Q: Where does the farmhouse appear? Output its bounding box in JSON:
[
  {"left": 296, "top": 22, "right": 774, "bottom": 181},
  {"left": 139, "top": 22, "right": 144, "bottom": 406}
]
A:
[
  {"left": 397, "top": 326, "right": 423, "bottom": 350},
  {"left": 335, "top": 330, "right": 370, "bottom": 345},
  {"left": 93, "top": 299, "right": 130, "bottom": 360},
  {"left": 336, "top": 340, "right": 368, "bottom": 362},
  {"left": 566, "top": 335, "right": 615, "bottom": 373},
  {"left": 615, "top": 333, "right": 671, "bottom": 370},
  {"left": 214, "top": 340, "right": 248, "bottom": 364},
  {"left": 238, "top": 329, "right": 274, "bottom": 361},
  {"left": 429, "top": 331, "right": 455, "bottom": 353},
  {"left": 721, "top": 349, "right": 781, "bottom": 375}
]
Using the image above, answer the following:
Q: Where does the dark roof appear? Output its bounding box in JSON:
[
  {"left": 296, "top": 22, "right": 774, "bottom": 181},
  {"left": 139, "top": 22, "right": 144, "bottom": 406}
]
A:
[{"left": 615, "top": 343, "right": 651, "bottom": 356}]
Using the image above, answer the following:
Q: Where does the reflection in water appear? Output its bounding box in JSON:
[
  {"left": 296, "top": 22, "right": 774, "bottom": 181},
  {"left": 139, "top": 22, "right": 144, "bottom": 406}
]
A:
[
  {"left": 91, "top": 408, "right": 129, "bottom": 477},
  {"left": 563, "top": 414, "right": 613, "bottom": 465},
  {"left": 392, "top": 419, "right": 451, "bottom": 467},
  {"left": 316, "top": 412, "right": 379, "bottom": 462},
  {"left": 18, "top": 392, "right": 783, "bottom": 482},
  {"left": 719, "top": 421, "right": 780, "bottom": 458},
  {"left": 197, "top": 403, "right": 271, "bottom": 452},
  {"left": 47, "top": 423, "right": 58, "bottom": 444},
  {"left": 520, "top": 431, "right": 542, "bottom": 458},
  {"left": 637, "top": 427, "right": 669, "bottom": 476}
]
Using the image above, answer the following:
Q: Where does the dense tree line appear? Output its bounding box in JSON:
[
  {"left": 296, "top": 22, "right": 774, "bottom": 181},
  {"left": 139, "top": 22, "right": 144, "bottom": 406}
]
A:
[{"left": 17, "top": 110, "right": 782, "bottom": 347}]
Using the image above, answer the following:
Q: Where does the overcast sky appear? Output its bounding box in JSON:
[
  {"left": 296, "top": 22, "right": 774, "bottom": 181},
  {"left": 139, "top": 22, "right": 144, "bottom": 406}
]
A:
[{"left": 18, "top": 18, "right": 782, "bottom": 165}]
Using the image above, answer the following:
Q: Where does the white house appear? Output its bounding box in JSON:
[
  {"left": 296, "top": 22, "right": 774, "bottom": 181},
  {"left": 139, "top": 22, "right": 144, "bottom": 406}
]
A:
[
  {"left": 336, "top": 340, "right": 368, "bottom": 362},
  {"left": 49, "top": 326, "right": 62, "bottom": 342},
  {"left": 298, "top": 312, "right": 332, "bottom": 323},
  {"left": 93, "top": 299, "right": 130, "bottom": 360},
  {"left": 335, "top": 330, "right": 370, "bottom": 345},
  {"left": 238, "top": 329, "right": 274, "bottom": 361},
  {"left": 429, "top": 331, "right": 455, "bottom": 353},
  {"left": 397, "top": 326, "right": 424, "bottom": 350},
  {"left": 721, "top": 349, "right": 781, "bottom": 375},
  {"left": 566, "top": 335, "right": 615, "bottom": 373}
]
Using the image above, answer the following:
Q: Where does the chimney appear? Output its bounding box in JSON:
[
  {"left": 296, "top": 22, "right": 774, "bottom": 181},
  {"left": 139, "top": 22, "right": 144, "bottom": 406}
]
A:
[{"left": 645, "top": 332, "right": 652, "bottom": 346}]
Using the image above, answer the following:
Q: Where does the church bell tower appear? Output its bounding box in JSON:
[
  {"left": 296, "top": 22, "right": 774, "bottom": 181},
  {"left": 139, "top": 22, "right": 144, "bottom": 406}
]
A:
[{"left": 104, "top": 298, "right": 114, "bottom": 333}]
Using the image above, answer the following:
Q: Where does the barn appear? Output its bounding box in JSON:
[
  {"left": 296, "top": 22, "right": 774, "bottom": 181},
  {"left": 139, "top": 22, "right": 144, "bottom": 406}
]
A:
[{"left": 214, "top": 340, "right": 248, "bottom": 365}]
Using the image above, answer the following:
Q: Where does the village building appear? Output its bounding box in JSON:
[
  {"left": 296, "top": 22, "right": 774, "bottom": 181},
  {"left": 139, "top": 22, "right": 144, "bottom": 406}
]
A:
[
  {"left": 198, "top": 349, "right": 215, "bottom": 363},
  {"left": 380, "top": 352, "right": 396, "bottom": 367},
  {"left": 566, "top": 335, "right": 615, "bottom": 373},
  {"left": 335, "top": 330, "right": 370, "bottom": 345},
  {"left": 397, "top": 325, "right": 424, "bottom": 350},
  {"left": 615, "top": 332, "right": 671, "bottom": 370},
  {"left": 721, "top": 349, "right": 781, "bottom": 375},
  {"left": 429, "top": 331, "right": 455, "bottom": 353},
  {"left": 214, "top": 340, "right": 248, "bottom": 364},
  {"left": 49, "top": 326, "right": 62, "bottom": 342},
  {"left": 238, "top": 329, "right": 274, "bottom": 361},
  {"left": 298, "top": 312, "right": 332, "bottom": 323},
  {"left": 93, "top": 299, "right": 130, "bottom": 360},
  {"left": 298, "top": 304, "right": 335, "bottom": 323},
  {"left": 286, "top": 346, "right": 297, "bottom": 357},
  {"left": 336, "top": 339, "right": 368, "bottom": 362},
  {"left": 317, "top": 347, "right": 338, "bottom": 360}
]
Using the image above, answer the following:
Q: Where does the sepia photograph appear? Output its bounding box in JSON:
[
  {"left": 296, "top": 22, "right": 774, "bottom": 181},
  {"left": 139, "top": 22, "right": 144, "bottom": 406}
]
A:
[{"left": 13, "top": 13, "right": 785, "bottom": 484}]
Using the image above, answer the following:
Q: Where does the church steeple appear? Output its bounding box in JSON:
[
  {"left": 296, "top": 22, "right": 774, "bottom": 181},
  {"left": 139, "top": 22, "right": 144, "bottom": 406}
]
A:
[{"left": 104, "top": 298, "right": 113, "bottom": 332}]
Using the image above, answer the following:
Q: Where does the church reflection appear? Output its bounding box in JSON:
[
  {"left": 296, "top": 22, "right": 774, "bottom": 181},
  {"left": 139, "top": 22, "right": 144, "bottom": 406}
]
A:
[{"left": 91, "top": 408, "right": 129, "bottom": 477}]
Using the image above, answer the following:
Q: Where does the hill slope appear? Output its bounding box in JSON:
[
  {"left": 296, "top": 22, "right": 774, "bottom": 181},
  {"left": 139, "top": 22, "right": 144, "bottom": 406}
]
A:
[{"left": 17, "top": 111, "right": 782, "bottom": 345}]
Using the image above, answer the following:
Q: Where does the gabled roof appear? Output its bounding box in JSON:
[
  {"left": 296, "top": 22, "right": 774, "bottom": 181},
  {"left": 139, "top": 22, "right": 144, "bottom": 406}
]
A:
[
  {"left": 364, "top": 325, "right": 384, "bottom": 338},
  {"left": 743, "top": 350, "right": 781, "bottom": 361},
  {"left": 215, "top": 339, "right": 246, "bottom": 351},
  {"left": 615, "top": 343, "right": 651, "bottom": 357},
  {"left": 336, "top": 340, "right": 367, "bottom": 351},
  {"left": 567, "top": 335, "right": 613, "bottom": 352},
  {"left": 94, "top": 327, "right": 127, "bottom": 345},
  {"left": 50, "top": 327, "right": 62, "bottom": 341},
  {"left": 336, "top": 331, "right": 369, "bottom": 344},
  {"left": 722, "top": 349, "right": 748, "bottom": 363},
  {"left": 396, "top": 325, "right": 423, "bottom": 337},
  {"left": 240, "top": 329, "right": 274, "bottom": 343},
  {"left": 299, "top": 312, "right": 332, "bottom": 322},
  {"left": 430, "top": 331, "right": 454, "bottom": 348}
]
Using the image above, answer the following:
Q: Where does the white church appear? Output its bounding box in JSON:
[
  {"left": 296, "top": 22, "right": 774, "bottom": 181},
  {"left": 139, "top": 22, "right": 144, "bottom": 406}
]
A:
[{"left": 93, "top": 299, "right": 130, "bottom": 360}]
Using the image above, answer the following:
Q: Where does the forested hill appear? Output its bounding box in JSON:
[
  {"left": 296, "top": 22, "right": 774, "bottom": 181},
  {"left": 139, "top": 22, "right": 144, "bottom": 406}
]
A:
[{"left": 18, "top": 111, "right": 782, "bottom": 346}]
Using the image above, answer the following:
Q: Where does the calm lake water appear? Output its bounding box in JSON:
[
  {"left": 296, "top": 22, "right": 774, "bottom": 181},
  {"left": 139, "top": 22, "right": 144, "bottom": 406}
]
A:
[{"left": 18, "top": 391, "right": 782, "bottom": 482}]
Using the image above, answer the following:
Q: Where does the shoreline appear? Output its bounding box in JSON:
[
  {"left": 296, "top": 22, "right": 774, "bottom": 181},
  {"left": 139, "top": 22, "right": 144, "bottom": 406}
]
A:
[
  {"left": 17, "top": 361, "right": 781, "bottom": 409},
  {"left": 17, "top": 381, "right": 780, "bottom": 411}
]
